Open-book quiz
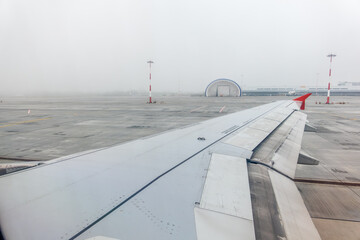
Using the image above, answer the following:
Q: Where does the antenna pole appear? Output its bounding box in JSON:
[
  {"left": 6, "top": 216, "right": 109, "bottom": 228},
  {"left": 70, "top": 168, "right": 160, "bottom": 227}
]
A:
[
  {"left": 147, "top": 60, "right": 154, "bottom": 104},
  {"left": 326, "top": 54, "right": 336, "bottom": 104}
]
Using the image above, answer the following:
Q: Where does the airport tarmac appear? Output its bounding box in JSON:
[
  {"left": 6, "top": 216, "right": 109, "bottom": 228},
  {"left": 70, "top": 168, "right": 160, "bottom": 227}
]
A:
[
  {"left": 0, "top": 94, "right": 359, "bottom": 239},
  {"left": 0, "top": 95, "right": 281, "bottom": 161}
]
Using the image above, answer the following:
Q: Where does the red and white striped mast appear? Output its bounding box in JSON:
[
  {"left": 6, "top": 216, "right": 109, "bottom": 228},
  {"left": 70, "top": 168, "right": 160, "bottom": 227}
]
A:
[
  {"left": 147, "top": 60, "right": 154, "bottom": 104},
  {"left": 326, "top": 54, "right": 336, "bottom": 104}
]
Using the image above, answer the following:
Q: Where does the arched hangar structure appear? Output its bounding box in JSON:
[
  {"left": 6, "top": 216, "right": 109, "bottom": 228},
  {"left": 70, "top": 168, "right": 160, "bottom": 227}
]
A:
[{"left": 205, "top": 78, "right": 241, "bottom": 97}]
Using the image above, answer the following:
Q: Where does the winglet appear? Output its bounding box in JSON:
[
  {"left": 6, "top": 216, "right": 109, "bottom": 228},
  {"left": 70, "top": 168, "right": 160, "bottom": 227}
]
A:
[{"left": 293, "top": 93, "right": 312, "bottom": 110}]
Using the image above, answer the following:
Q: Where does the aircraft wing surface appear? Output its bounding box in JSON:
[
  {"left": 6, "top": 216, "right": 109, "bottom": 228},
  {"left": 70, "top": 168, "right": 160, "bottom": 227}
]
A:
[{"left": 0, "top": 96, "right": 320, "bottom": 240}]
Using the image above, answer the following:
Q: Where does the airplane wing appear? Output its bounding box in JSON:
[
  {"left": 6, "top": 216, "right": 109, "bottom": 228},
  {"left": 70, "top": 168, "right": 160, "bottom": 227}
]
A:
[{"left": 0, "top": 94, "right": 320, "bottom": 240}]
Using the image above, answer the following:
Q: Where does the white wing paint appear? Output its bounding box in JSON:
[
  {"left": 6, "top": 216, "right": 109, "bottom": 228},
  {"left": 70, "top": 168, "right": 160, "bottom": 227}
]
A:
[{"left": 0, "top": 95, "right": 319, "bottom": 240}]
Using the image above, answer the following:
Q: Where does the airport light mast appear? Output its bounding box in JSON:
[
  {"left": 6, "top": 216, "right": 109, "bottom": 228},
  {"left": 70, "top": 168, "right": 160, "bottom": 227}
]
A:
[
  {"left": 147, "top": 60, "right": 154, "bottom": 104},
  {"left": 326, "top": 54, "right": 336, "bottom": 104}
]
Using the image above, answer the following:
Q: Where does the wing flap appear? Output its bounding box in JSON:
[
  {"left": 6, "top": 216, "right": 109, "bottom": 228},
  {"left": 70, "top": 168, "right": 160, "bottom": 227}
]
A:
[
  {"left": 268, "top": 170, "right": 321, "bottom": 240},
  {"left": 251, "top": 111, "right": 307, "bottom": 178},
  {"left": 224, "top": 106, "right": 294, "bottom": 151},
  {"left": 194, "top": 208, "right": 255, "bottom": 240},
  {"left": 272, "top": 111, "right": 307, "bottom": 178},
  {"left": 195, "top": 153, "right": 255, "bottom": 240},
  {"left": 198, "top": 154, "right": 253, "bottom": 220}
]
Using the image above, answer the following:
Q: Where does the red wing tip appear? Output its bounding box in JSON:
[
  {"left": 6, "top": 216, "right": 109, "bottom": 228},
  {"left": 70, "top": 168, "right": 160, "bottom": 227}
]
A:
[
  {"left": 293, "top": 93, "right": 312, "bottom": 110},
  {"left": 293, "top": 93, "right": 312, "bottom": 101}
]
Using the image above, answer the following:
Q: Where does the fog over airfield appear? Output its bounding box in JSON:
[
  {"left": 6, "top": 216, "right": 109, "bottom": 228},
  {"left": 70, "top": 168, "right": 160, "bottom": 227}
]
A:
[{"left": 0, "top": 0, "right": 360, "bottom": 95}]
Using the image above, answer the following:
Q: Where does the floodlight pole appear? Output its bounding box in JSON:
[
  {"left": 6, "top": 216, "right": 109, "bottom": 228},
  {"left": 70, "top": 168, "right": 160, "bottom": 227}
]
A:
[
  {"left": 326, "top": 54, "right": 336, "bottom": 104},
  {"left": 147, "top": 60, "right": 154, "bottom": 103}
]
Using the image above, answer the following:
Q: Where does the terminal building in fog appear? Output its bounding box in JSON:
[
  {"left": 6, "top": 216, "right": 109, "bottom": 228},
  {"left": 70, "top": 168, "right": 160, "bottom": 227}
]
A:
[{"left": 205, "top": 78, "right": 241, "bottom": 97}]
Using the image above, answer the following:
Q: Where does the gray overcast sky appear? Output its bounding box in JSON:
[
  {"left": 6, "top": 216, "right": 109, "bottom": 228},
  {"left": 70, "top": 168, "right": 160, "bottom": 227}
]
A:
[{"left": 1, "top": 0, "right": 359, "bottom": 95}]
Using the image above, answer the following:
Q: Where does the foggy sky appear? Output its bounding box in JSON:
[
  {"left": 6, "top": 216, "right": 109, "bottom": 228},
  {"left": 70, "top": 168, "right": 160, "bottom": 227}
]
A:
[{"left": 1, "top": 0, "right": 360, "bottom": 95}]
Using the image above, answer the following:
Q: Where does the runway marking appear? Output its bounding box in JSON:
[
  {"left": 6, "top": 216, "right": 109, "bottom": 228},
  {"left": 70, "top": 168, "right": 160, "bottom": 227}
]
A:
[
  {"left": 331, "top": 114, "right": 359, "bottom": 121},
  {"left": 190, "top": 105, "right": 207, "bottom": 113},
  {"left": 0, "top": 117, "right": 52, "bottom": 128},
  {"left": 219, "top": 106, "right": 226, "bottom": 113}
]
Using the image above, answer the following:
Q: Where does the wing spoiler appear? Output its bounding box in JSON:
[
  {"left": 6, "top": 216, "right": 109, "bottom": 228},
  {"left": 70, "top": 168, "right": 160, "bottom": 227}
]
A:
[{"left": 293, "top": 93, "right": 312, "bottom": 110}]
